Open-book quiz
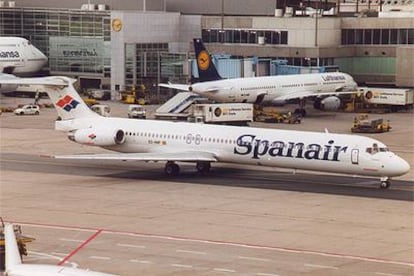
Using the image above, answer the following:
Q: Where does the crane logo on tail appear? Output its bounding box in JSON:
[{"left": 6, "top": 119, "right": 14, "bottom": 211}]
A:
[
  {"left": 197, "top": 50, "right": 210, "bottom": 71},
  {"left": 56, "top": 95, "right": 80, "bottom": 112}
]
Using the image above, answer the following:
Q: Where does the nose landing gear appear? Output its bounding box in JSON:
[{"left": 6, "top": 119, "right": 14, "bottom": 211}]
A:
[{"left": 380, "top": 177, "right": 391, "bottom": 189}]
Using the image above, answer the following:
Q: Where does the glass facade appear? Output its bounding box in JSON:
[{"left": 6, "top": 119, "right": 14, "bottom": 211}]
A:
[
  {"left": 125, "top": 43, "right": 188, "bottom": 89},
  {"left": 341, "top": 28, "right": 414, "bottom": 45},
  {"left": 0, "top": 7, "right": 111, "bottom": 76},
  {"left": 202, "top": 29, "right": 288, "bottom": 45}
]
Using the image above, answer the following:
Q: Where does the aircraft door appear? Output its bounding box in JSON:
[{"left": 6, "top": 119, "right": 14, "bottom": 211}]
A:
[
  {"left": 351, "top": 149, "right": 359, "bottom": 165},
  {"left": 229, "top": 87, "right": 236, "bottom": 102}
]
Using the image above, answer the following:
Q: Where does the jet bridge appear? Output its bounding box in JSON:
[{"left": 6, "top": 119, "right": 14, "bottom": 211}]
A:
[{"left": 155, "top": 92, "right": 208, "bottom": 120}]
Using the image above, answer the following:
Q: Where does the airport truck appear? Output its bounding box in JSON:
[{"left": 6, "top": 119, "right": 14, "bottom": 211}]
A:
[
  {"left": 361, "top": 87, "right": 414, "bottom": 111},
  {"left": 187, "top": 103, "right": 253, "bottom": 125}
]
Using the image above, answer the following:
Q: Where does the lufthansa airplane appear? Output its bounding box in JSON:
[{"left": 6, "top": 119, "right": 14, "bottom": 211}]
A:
[
  {"left": 3, "top": 223, "right": 116, "bottom": 276},
  {"left": 0, "top": 37, "right": 48, "bottom": 76},
  {"left": 0, "top": 75, "right": 410, "bottom": 189},
  {"left": 160, "top": 39, "right": 358, "bottom": 116}
]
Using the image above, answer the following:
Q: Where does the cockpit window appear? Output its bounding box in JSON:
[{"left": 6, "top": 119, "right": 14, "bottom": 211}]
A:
[{"left": 366, "top": 143, "right": 389, "bottom": 155}]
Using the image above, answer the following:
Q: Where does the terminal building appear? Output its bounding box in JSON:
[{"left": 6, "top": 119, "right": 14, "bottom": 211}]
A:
[{"left": 0, "top": 0, "right": 413, "bottom": 98}]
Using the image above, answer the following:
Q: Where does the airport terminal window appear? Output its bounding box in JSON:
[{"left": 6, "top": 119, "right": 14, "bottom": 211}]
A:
[
  {"left": 342, "top": 28, "right": 414, "bottom": 45},
  {"left": 202, "top": 29, "right": 288, "bottom": 45},
  {"left": 0, "top": 7, "right": 110, "bottom": 77}
]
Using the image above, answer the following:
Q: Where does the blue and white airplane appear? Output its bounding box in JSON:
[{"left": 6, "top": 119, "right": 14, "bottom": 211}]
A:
[
  {"left": 160, "top": 39, "right": 358, "bottom": 116},
  {"left": 0, "top": 75, "right": 410, "bottom": 189}
]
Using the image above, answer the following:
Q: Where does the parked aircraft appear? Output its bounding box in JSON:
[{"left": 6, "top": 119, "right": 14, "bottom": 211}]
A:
[
  {"left": 0, "top": 37, "right": 47, "bottom": 75},
  {"left": 4, "top": 223, "right": 116, "bottom": 276},
  {"left": 0, "top": 37, "right": 48, "bottom": 94},
  {"left": 0, "top": 75, "right": 410, "bottom": 189},
  {"left": 160, "top": 39, "right": 358, "bottom": 116}
]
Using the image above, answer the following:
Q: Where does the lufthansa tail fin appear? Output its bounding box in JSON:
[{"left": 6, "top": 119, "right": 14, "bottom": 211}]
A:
[
  {"left": 0, "top": 75, "right": 99, "bottom": 121},
  {"left": 193, "top": 38, "right": 222, "bottom": 82},
  {"left": 4, "top": 224, "right": 22, "bottom": 270}
]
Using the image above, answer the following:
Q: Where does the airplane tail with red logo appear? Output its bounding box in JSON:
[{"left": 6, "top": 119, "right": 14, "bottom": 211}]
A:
[
  {"left": 193, "top": 38, "right": 222, "bottom": 82},
  {"left": 0, "top": 75, "right": 98, "bottom": 121}
]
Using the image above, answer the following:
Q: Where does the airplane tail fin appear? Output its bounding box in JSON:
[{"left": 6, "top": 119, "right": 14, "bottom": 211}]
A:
[
  {"left": 4, "top": 224, "right": 23, "bottom": 269},
  {"left": 0, "top": 75, "right": 99, "bottom": 121},
  {"left": 193, "top": 38, "right": 222, "bottom": 82}
]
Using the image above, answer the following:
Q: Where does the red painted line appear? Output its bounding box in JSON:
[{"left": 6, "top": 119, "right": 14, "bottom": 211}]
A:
[
  {"left": 363, "top": 168, "right": 379, "bottom": 172},
  {"left": 57, "top": 229, "right": 103, "bottom": 266},
  {"left": 7, "top": 220, "right": 414, "bottom": 267}
]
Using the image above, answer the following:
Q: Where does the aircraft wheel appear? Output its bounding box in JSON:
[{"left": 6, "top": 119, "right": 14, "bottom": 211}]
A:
[
  {"left": 294, "top": 109, "right": 306, "bottom": 117},
  {"left": 196, "top": 161, "right": 211, "bottom": 174},
  {"left": 380, "top": 181, "right": 390, "bottom": 189},
  {"left": 165, "top": 161, "right": 180, "bottom": 176}
]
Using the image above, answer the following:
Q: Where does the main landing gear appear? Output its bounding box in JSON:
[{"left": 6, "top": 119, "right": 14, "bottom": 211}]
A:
[
  {"left": 164, "top": 161, "right": 211, "bottom": 176},
  {"left": 294, "top": 98, "right": 307, "bottom": 117},
  {"left": 380, "top": 177, "right": 391, "bottom": 189}
]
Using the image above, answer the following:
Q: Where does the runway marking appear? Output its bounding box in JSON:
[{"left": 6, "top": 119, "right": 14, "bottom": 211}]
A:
[
  {"left": 51, "top": 252, "right": 69, "bottom": 256},
  {"left": 90, "top": 256, "right": 111, "bottom": 260},
  {"left": 58, "top": 229, "right": 103, "bottom": 266},
  {"left": 116, "top": 243, "right": 146, "bottom": 249},
  {"left": 171, "top": 264, "right": 193, "bottom": 268},
  {"left": 375, "top": 272, "right": 403, "bottom": 276},
  {"left": 176, "top": 249, "right": 207, "bottom": 255},
  {"left": 305, "top": 263, "right": 338, "bottom": 270},
  {"left": 256, "top": 273, "right": 280, "bottom": 276},
  {"left": 27, "top": 251, "right": 79, "bottom": 268},
  {"left": 11, "top": 221, "right": 414, "bottom": 268},
  {"left": 238, "top": 256, "right": 270, "bottom": 262},
  {"left": 213, "top": 268, "right": 236, "bottom": 273},
  {"left": 59, "top": 238, "right": 84, "bottom": 243},
  {"left": 129, "top": 259, "right": 153, "bottom": 264}
]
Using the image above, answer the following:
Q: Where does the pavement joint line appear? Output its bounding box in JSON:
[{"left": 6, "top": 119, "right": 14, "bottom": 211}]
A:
[
  {"left": 59, "top": 238, "right": 85, "bottom": 243},
  {"left": 375, "top": 273, "right": 403, "bottom": 276},
  {"left": 10, "top": 220, "right": 414, "bottom": 268}
]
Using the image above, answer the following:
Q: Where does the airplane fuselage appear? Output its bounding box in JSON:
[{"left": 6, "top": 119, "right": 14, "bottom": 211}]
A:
[
  {"left": 191, "top": 72, "right": 357, "bottom": 104},
  {"left": 64, "top": 117, "right": 409, "bottom": 178},
  {"left": 0, "top": 37, "right": 48, "bottom": 75}
]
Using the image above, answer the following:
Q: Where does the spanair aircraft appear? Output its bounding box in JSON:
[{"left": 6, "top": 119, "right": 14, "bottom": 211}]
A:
[
  {"left": 0, "top": 37, "right": 48, "bottom": 76},
  {"left": 160, "top": 39, "right": 358, "bottom": 116},
  {"left": 0, "top": 75, "right": 410, "bottom": 189},
  {"left": 4, "top": 223, "right": 116, "bottom": 276}
]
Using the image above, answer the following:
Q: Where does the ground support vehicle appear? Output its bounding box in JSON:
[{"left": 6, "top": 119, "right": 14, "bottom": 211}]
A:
[{"left": 351, "top": 114, "right": 391, "bottom": 133}]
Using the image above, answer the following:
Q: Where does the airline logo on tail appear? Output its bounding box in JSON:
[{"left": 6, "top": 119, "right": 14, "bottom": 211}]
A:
[
  {"left": 197, "top": 50, "right": 210, "bottom": 71},
  {"left": 56, "top": 95, "right": 80, "bottom": 112}
]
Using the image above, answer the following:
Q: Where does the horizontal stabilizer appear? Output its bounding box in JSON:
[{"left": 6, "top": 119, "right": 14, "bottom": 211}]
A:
[{"left": 158, "top": 83, "right": 190, "bottom": 91}]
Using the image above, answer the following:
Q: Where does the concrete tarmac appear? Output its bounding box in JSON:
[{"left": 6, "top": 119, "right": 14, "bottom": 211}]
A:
[{"left": 0, "top": 99, "right": 413, "bottom": 275}]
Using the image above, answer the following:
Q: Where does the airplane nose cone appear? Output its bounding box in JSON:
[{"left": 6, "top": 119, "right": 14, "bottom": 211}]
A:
[{"left": 389, "top": 156, "right": 411, "bottom": 176}]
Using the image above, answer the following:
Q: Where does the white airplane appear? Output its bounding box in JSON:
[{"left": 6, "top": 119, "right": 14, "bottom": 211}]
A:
[
  {"left": 0, "top": 75, "right": 410, "bottom": 189},
  {"left": 3, "top": 223, "right": 116, "bottom": 276},
  {"left": 160, "top": 39, "right": 358, "bottom": 116},
  {"left": 0, "top": 37, "right": 48, "bottom": 94},
  {"left": 0, "top": 37, "right": 48, "bottom": 76}
]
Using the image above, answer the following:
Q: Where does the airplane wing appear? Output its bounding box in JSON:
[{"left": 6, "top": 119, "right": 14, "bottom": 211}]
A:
[
  {"left": 53, "top": 151, "right": 218, "bottom": 162},
  {"left": 158, "top": 83, "right": 190, "bottom": 91},
  {"left": 0, "top": 75, "right": 76, "bottom": 87}
]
